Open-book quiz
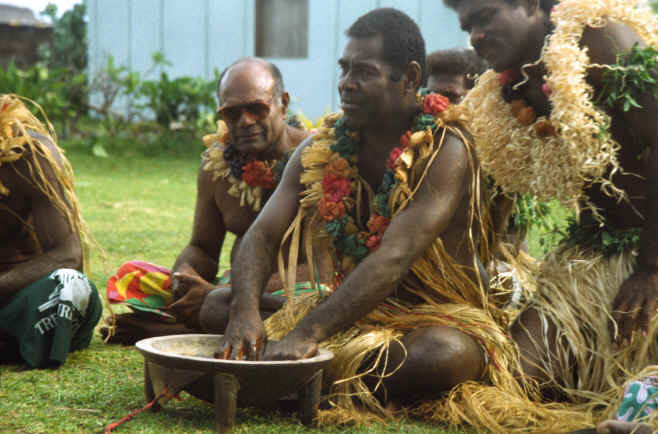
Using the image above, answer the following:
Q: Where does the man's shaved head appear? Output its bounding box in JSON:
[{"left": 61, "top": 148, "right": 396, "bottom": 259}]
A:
[{"left": 217, "top": 57, "right": 285, "bottom": 104}]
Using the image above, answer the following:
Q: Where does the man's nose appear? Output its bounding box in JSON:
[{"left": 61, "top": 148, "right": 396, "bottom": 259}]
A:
[
  {"left": 237, "top": 109, "right": 257, "bottom": 127},
  {"left": 338, "top": 74, "right": 358, "bottom": 94},
  {"left": 470, "top": 30, "right": 486, "bottom": 49}
]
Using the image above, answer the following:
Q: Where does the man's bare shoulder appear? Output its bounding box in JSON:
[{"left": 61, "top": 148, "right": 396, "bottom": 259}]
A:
[
  {"left": 285, "top": 124, "right": 311, "bottom": 148},
  {"left": 198, "top": 148, "right": 234, "bottom": 203},
  {"left": 581, "top": 21, "right": 646, "bottom": 81},
  {"left": 437, "top": 128, "right": 471, "bottom": 167},
  {"left": 3, "top": 132, "right": 71, "bottom": 196}
]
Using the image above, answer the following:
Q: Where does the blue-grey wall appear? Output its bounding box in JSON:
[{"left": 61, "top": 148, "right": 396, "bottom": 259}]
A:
[{"left": 88, "top": 0, "right": 468, "bottom": 119}]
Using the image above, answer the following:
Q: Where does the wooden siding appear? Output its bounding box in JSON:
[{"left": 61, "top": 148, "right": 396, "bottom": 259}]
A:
[{"left": 88, "top": 0, "right": 467, "bottom": 119}]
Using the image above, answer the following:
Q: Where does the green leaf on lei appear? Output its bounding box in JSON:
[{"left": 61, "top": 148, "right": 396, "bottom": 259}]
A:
[
  {"left": 414, "top": 114, "right": 436, "bottom": 131},
  {"left": 338, "top": 234, "right": 369, "bottom": 261},
  {"left": 325, "top": 217, "right": 347, "bottom": 240},
  {"left": 598, "top": 43, "right": 658, "bottom": 113}
]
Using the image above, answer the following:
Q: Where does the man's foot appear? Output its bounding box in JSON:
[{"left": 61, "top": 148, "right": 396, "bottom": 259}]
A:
[
  {"left": 100, "top": 312, "right": 195, "bottom": 345},
  {"left": 597, "top": 420, "right": 655, "bottom": 434}
]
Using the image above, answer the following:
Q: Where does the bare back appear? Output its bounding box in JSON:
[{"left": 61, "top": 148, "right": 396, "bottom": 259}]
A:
[{"left": 0, "top": 133, "right": 82, "bottom": 304}]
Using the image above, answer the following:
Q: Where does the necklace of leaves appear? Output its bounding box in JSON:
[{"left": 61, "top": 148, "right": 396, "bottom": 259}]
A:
[{"left": 319, "top": 90, "right": 449, "bottom": 271}]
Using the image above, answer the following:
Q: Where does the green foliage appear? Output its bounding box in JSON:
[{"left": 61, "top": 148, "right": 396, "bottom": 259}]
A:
[
  {"left": 135, "top": 54, "right": 219, "bottom": 128},
  {"left": 0, "top": 61, "right": 81, "bottom": 122},
  {"left": 39, "top": 2, "right": 88, "bottom": 73},
  {"left": 564, "top": 214, "right": 641, "bottom": 256},
  {"left": 511, "top": 194, "right": 565, "bottom": 254},
  {"left": 81, "top": 53, "right": 218, "bottom": 156},
  {"left": 598, "top": 43, "right": 658, "bottom": 112},
  {"left": 2, "top": 0, "right": 218, "bottom": 155},
  {"left": 651, "top": 0, "right": 658, "bottom": 14}
]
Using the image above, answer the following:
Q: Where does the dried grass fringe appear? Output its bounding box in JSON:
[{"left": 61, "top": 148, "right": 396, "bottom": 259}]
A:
[
  {"left": 418, "top": 245, "right": 658, "bottom": 433},
  {"left": 0, "top": 94, "right": 90, "bottom": 271},
  {"left": 265, "top": 293, "right": 521, "bottom": 426},
  {"left": 461, "top": 0, "right": 658, "bottom": 220}
]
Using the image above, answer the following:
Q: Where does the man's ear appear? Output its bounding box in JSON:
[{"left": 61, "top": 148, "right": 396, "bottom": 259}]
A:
[
  {"left": 404, "top": 61, "right": 423, "bottom": 93},
  {"left": 280, "top": 92, "right": 290, "bottom": 113}
]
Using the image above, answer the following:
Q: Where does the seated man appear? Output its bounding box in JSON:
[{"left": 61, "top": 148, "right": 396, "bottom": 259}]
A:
[
  {"left": 103, "top": 58, "right": 311, "bottom": 344},
  {"left": 425, "top": 48, "right": 487, "bottom": 104},
  {"left": 215, "top": 8, "right": 515, "bottom": 423},
  {"left": 0, "top": 94, "right": 102, "bottom": 369},
  {"left": 444, "top": 0, "right": 658, "bottom": 432}
]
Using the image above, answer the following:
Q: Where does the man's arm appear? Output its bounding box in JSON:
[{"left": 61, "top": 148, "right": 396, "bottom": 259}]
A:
[
  {"left": 222, "top": 137, "right": 310, "bottom": 360},
  {"left": 267, "top": 133, "right": 471, "bottom": 360},
  {"left": 171, "top": 164, "right": 225, "bottom": 280},
  {"left": 0, "top": 150, "right": 82, "bottom": 304},
  {"left": 583, "top": 23, "right": 658, "bottom": 342},
  {"left": 167, "top": 163, "right": 228, "bottom": 327}
]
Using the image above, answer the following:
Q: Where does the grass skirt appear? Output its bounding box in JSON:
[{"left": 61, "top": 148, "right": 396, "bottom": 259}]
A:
[
  {"left": 413, "top": 245, "right": 658, "bottom": 433},
  {"left": 264, "top": 292, "right": 520, "bottom": 426}
]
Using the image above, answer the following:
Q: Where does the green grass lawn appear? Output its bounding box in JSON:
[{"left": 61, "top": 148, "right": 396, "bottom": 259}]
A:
[{"left": 0, "top": 147, "right": 459, "bottom": 433}]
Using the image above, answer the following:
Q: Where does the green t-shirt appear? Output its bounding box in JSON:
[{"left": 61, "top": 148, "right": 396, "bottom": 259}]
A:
[{"left": 0, "top": 269, "right": 102, "bottom": 369}]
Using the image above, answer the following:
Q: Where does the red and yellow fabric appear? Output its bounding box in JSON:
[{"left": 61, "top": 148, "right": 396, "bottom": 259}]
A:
[
  {"left": 106, "top": 261, "right": 314, "bottom": 320},
  {"left": 106, "top": 261, "right": 174, "bottom": 320}
]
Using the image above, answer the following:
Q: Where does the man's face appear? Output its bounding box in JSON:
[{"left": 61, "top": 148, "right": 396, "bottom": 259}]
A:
[
  {"left": 455, "top": 0, "right": 536, "bottom": 72},
  {"left": 218, "top": 63, "right": 286, "bottom": 155},
  {"left": 427, "top": 72, "right": 468, "bottom": 104},
  {"left": 338, "top": 36, "right": 404, "bottom": 130}
]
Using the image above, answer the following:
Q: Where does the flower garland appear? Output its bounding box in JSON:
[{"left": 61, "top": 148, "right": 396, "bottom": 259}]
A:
[
  {"left": 316, "top": 91, "right": 450, "bottom": 272},
  {"left": 202, "top": 120, "right": 291, "bottom": 212},
  {"left": 461, "top": 0, "right": 658, "bottom": 218}
]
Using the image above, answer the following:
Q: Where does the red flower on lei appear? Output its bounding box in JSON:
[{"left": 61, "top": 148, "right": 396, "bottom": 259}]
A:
[
  {"left": 321, "top": 173, "right": 351, "bottom": 202},
  {"left": 319, "top": 195, "right": 346, "bottom": 221},
  {"left": 368, "top": 215, "right": 391, "bottom": 234},
  {"left": 242, "top": 161, "right": 274, "bottom": 189},
  {"left": 400, "top": 131, "right": 412, "bottom": 149},
  {"left": 498, "top": 68, "right": 521, "bottom": 86},
  {"left": 365, "top": 215, "right": 391, "bottom": 252},
  {"left": 386, "top": 147, "right": 403, "bottom": 170},
  {"left": 365, "top": 233, "right": 383, "bottom": 252},
  {"left": 422, "top": 93, "right": 450, "bottom": 115}
]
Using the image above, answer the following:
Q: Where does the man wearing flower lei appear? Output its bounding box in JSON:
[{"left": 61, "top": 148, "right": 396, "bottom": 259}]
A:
[
  {"left": 218, "top": 8, "right": 519, "bottom": 424},
  {"left": 103, "top": 58, "right": 312, "bottom": 345},
  {"left": 0, "top": 94, "right": 101, "bottom": 368},
  {"left": 444, "top": 0, "right": 658, "bottom": 432}
]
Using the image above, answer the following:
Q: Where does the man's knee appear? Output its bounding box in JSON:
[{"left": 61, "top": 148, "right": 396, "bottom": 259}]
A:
[
  {"left": 198, "top": 287, "right": 232, "bottom": 333},
  {"left": 406, "top": 326, "right": 485, "bottom": 382},
  {"left": 383, "top": 326, "right": 485, "bottom": 399}
]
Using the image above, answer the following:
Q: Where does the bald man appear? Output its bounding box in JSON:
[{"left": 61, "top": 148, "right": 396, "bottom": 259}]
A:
[{"left": 103, "top": 58, "right": 310, "bottom": 344}]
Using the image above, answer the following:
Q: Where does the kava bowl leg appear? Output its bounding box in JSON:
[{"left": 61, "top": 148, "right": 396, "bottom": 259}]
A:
[
  {"left": 298, "top": 369, "right": 323, "bottom": 426},
  {"left": 214, "top": 372, "right": 240, "bottom": 433},
  {"left": 144, "top": 361, "right": 161, "bottom": 412}
]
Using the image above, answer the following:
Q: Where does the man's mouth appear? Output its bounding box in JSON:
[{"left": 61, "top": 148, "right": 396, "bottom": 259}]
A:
[
  {"left": 341, "top": 100, "right": 360, "bottom": 111},
  {"left": 237, "top": 132, "right": 262, "bottom": 140}
]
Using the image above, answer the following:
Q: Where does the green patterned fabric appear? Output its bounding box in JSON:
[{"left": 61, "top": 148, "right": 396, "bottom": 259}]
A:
[{"left": 617, "top": 376, "right": 658, "bottom": 422}]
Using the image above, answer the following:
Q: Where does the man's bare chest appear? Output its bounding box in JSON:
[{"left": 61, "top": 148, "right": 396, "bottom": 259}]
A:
[{"left": 214, "top": 187, "right": 260, "bottom": 236}]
